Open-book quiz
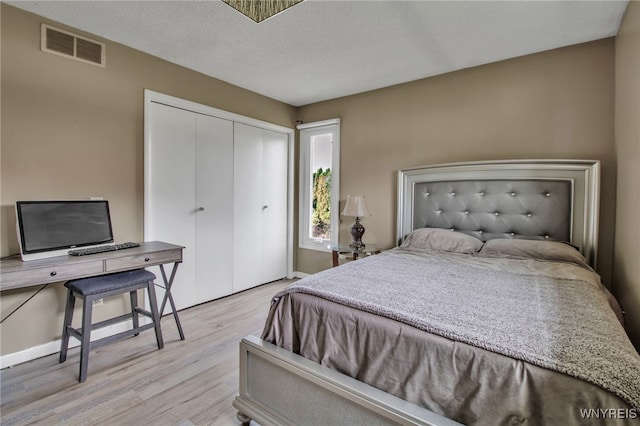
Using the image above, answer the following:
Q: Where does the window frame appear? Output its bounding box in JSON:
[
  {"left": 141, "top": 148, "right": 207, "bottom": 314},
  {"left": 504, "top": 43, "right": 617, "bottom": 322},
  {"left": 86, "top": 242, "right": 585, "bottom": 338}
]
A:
[{"left": 297, "top": 119, "right": 340, "bottom": 252}]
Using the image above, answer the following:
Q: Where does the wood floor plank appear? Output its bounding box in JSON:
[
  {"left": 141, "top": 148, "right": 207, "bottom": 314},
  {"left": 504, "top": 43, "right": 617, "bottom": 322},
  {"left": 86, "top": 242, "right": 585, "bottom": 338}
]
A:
[{"left": 0, "top": 279, "right": 292, "bottom": 425}]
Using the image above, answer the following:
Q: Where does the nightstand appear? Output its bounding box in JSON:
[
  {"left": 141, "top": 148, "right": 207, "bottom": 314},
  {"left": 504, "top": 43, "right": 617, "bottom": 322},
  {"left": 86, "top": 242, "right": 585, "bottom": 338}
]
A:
[{"left": 331, "top": 244, "right": 381, "bottom": 267}]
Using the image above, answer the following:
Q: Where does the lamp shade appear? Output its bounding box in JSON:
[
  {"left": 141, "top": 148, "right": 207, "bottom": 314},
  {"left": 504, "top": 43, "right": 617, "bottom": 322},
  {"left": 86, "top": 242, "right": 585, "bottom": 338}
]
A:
[{"left": 342, "top": 195, "right": 370, "bottom": 218}]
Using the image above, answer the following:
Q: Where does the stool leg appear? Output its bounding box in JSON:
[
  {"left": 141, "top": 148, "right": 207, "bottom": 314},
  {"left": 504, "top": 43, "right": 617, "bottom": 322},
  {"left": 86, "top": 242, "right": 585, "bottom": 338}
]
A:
[
  {"left": 59, "top": 289, "right": 76, "bottom": 363},
  {"left": 130, "top": 290, "right": 140, "bottom": 336},
  {"left": 146, "top": 281, "right": 164, "bottom": 350},
  {"left": 78, "top": 296, "right": 93, "bottom": 383}
]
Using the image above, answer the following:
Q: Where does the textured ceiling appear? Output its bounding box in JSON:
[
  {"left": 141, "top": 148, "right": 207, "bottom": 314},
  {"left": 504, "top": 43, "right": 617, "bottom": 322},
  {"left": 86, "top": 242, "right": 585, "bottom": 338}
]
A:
[{"left": 8, "top": 0, "right": 629, "bottom": 106}]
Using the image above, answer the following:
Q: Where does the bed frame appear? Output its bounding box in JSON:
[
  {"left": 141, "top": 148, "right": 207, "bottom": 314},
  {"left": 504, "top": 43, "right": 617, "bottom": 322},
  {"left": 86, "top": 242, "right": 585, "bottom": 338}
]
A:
[{"left": 233, "top": 159, "right": 601, "bottom": 425}]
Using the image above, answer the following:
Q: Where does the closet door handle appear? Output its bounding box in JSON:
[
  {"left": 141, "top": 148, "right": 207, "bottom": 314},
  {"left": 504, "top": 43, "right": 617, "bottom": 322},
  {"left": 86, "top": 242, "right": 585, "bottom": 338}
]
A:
[
  {"left": 262, "top": 205, "right": 269, "bottom": 210},
  {"left": 197, "top": 207, "right": 205, "bottom": 212}
]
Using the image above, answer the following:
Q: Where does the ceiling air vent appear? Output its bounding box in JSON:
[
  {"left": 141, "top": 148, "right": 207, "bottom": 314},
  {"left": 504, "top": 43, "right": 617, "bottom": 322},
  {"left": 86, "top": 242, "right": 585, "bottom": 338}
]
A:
[{"left": 41, "top": 24, "right": 106, "bottom": 67}]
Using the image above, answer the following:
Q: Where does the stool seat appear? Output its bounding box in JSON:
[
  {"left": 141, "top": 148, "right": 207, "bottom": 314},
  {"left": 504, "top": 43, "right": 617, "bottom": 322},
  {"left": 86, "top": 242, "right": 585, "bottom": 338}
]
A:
[
  {"left": 66, "top": 270, "right": 157, "bottom": 296},
  {"left": 59, "top": 269, "right": 164, "bottom": 382}
]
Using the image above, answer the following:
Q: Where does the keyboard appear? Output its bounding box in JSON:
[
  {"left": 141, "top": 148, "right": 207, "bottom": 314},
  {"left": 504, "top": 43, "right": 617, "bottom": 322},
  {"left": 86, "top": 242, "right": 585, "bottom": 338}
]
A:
[{"left": 68, "top": 242, "right": 141, "bottom": 256}]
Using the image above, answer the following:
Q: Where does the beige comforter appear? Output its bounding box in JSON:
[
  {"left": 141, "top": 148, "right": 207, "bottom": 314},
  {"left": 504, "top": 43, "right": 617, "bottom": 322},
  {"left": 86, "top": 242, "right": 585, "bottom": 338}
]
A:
[{"left": 262, "top": 248, "right": 640, "bottom": 425}]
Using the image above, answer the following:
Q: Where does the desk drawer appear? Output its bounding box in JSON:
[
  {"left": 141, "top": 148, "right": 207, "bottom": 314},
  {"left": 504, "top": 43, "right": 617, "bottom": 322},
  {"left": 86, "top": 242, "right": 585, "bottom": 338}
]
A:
[
  {"left": 105, "top": 250, "right": 181, "bottom": 272},
  {"left": 1, "top": 262, "right": 104, "bottom": 288}
]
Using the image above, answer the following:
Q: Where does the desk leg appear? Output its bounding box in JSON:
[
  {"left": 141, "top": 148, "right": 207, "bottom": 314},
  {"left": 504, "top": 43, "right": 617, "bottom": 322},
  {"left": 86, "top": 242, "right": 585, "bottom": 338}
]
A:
[{"left": 158, "top": 263, "right": 185, "bottom": 340}]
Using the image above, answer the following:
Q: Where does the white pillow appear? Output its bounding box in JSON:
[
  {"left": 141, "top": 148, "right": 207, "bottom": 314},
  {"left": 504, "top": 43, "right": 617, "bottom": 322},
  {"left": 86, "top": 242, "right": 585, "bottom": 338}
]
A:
[
  {"left": 478, "top": 238, "right": 590, "bottom": 269},
  {"left": 401, "top": 228, "right": 483, "bottom": 255}
]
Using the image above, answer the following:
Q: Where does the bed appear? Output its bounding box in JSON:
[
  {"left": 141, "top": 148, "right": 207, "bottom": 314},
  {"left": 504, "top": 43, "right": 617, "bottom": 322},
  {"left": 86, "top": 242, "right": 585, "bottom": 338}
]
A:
[{"left": 233, "top": 159, "right": 640, "bottom": 425}]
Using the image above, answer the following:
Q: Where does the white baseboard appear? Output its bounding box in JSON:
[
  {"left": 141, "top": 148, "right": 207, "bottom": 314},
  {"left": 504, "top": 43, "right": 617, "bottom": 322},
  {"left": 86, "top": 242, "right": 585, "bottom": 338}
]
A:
[
  {"left": 0, "top": 320, "right": 133, "bottom": 369},
  {"left": 292, "top": 271, "right": 310, "bottom": 278}
]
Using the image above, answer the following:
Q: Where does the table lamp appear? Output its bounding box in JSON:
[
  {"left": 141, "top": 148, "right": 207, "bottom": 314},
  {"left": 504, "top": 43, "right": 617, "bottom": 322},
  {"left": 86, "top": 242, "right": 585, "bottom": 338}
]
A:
[{"left": 342, "top": 195, "right": 371, "bottom": 249}]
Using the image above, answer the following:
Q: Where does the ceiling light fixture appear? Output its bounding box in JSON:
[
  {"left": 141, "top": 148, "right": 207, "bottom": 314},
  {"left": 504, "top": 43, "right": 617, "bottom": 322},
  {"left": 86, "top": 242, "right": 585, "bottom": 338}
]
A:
[{"left": 222, "top": 0, "right": 304, "bottom": 23}]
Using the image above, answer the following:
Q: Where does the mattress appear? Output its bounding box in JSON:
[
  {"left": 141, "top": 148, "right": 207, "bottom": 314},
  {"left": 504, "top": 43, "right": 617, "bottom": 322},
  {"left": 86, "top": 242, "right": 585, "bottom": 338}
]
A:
[{"left": 262, "top": 247, "right": 640, "bottom": 425}]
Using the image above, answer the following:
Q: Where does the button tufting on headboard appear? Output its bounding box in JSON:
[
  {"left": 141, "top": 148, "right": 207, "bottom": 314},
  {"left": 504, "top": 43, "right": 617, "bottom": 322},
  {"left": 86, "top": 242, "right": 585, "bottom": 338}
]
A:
[{"left": 411, "top": 179, "right": 571, "bottom": 242}]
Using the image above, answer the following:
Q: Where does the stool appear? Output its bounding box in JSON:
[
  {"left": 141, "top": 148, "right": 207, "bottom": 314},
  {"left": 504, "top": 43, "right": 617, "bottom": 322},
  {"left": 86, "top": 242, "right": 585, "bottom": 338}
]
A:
[{"left": 59, "top": 269, "right": 164, "bottom": 382}]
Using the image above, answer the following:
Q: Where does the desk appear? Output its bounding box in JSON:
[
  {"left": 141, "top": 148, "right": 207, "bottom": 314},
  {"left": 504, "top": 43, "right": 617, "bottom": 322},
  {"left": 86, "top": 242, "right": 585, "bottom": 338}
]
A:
[{"left": 0, "top": 241, "right": 185, "bottom": 339}]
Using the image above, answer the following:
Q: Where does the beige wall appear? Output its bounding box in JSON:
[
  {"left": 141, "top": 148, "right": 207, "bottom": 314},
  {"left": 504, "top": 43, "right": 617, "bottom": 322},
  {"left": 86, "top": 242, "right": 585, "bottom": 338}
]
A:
[
  {"left": 2, "top": 2, "right": 636, "bottom": 357},
  {"left": 297, "top": 39, "right": 617, "bottom": 285},
  {"left": 614, "top": 0, "right": 640, "bottom": 349},
  {"left": 0, "top": 4, "right": 297, "bottom": 355}
]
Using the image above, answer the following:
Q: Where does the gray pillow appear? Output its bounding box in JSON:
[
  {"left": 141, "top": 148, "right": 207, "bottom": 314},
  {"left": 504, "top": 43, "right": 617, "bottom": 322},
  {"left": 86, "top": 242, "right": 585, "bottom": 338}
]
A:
[
  {"left": 401, "top": 228, "right": 483, "bottom": 254},
  {"left": 478, "top": 238, "right": 590, "bottom": 269}
]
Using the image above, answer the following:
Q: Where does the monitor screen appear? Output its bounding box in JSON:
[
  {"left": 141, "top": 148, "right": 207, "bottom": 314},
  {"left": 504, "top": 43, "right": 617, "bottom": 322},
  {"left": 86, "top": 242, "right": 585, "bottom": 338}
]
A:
[{"left": 16, "top": 200, "right": 114, "bottom": 259}]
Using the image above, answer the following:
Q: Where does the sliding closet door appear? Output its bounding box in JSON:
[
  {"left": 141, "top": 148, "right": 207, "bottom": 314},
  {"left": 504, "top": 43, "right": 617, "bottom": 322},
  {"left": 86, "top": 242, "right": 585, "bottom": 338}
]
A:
[
  {"left": 233, "top": 123, "right": 288, "bottom": 292},
  {"left": 261, "top": 129, "right": 288, "bottom": 283},
  {"left": 147, "top": 103, "right": 234, "bottom": 310},
  {"left": 233, "top": 123, "right": 264, "bottom": 292},
  {"left": 147, "top": 102, "right": 197, "bottom": 311},
  {"left": 195, "top": 114, "right": 234, "bottom": 300}
]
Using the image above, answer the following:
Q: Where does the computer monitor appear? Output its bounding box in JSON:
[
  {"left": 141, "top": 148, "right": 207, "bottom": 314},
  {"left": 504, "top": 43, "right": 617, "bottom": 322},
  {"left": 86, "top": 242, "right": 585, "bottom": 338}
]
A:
[{"left": 16, "top": 200, "right": 114, "bottom": 261}]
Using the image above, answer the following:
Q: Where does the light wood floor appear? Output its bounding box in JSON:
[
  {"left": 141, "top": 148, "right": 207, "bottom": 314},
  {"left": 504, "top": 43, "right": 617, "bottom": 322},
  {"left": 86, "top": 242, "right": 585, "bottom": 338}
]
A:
[{"left": 0, "top": 279, "right": 293, "bottom": 426}]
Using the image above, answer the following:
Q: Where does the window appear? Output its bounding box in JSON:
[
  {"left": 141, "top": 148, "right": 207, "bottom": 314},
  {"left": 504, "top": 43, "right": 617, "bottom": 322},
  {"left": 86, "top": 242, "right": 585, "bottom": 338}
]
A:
[{"left": 298, "top": 119, "right": 340, "bottom": 251}]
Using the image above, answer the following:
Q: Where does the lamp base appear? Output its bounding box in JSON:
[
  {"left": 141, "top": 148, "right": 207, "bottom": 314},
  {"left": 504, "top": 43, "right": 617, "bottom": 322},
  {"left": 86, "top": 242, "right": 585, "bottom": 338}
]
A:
[{"left": 349, "top": 217, "right": 365, "bottom": 250}]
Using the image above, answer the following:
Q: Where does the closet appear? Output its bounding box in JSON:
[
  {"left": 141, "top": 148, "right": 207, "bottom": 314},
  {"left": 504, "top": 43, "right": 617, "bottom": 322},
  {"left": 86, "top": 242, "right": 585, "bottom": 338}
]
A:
[{"left": 144, "top": 91, "right": 292, "bottom": 312}]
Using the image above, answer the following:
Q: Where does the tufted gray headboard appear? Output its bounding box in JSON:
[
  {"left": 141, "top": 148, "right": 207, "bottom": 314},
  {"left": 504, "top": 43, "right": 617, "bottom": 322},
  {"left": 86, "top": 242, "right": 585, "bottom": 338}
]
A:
[{"left": 397, "top": 159, "right": 600, "bottom": 266}]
